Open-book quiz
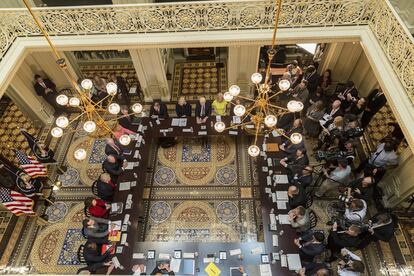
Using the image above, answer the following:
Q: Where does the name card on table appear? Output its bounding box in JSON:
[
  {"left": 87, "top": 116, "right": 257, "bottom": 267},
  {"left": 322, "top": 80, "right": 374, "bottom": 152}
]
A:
[
  {"left": 229, "top": 248, "right": 242, "bottom": 256},
  {"left": 198, "top": 131, "right": 207, "bottom": 135},
  {"left": 137, "top": 124, "right": 143, "bottom": 132},
  {"left": 130, "top": 181, "right": 137, "bottom": 187},
  {"left": 262, "top": 143, "right": 267, "bottom": 152},
  {"left": 287, "top": 254, "right": 302, "bottom": 271},
  {"left": 262, "top": 166, "right": 268, "bottom": 172},
  {"left": 275, "top": 174, "right": 289, "bottom": 184},
  {"left": 265, "top": 187, "right": 271, "bottom": 194},
  {"left": 266, "top": 176, "right": 272, "bottom": 186},
  {"left": 133, "top": 253, "right": 145, "bottom": 259},
  {"left": 232, "top": 116, "right": 241, "bottom": 124},
  {"left": 119, "top": 182, "right": 131, "bottom": 191},
  {"left": 272, "top": 235, "right": 278, "bottom": 246},
  {"left": 116, "top": 247, "right": 123, "bottom": 255},
  {"left": 120, "top": 233, "right": 127, "bottom": 245},
  {"left": 281, "top": 255, "right": 288, "bottom": 267},
  {"left": 276, "top": 191, "right": 288, "bottom": 200},
  {"left": 229, "top": 130, "right": 238, "bottom": 135},
  {"left": 134, "top": 150, "right": 140, "bottom": 159},
  {"left": 278, "top": 214, "right": 290, "bottom": 224},
  {"left": 271, "top": 193, "right": 277, "bottom": 203},
  {"left": 246, "top": 125, "right": 255, "bottom": 129},
  {"left": 251, "top": 247, "right": 263, "bottom": 255},
  {"left": 267, "top": 158, "right": 273, "bottom": 167},
  {"left": 182, "top": 128, "right": 193, "bottom": 133},
  {"left": 183, "top": 252, "right": 195, "bottom": 259},
  {"left": 276, "top": 200, "right": 288, "bottom": 210},
  {"left": 159, "top": 253, "right": 171, "bottom": 260},
  {"left": 269, "top": 213, "right": 277, "bottom": 225},
  {"left": 201, "top": 125, "right": 206, "bottom": 130}
]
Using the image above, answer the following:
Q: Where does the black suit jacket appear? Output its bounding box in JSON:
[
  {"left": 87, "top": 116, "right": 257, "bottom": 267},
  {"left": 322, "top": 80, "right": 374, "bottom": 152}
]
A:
[
  {"left": 371, "top": 214, "right": 395, "bottom": 242},
  {"left": 366, "top": 89, "right": 386, "bottom": 113},
  {"left": 288, "top": 186, "right": 306, "bottom": 209},
  {"left": 176, "top": 103, "right": 192, "bottom": 117},
  {"left": 104, "top": 144, "right": 124, "bottom": 160},
  {"left": 195, "top": 102, "right": 212, "bottom": 118},
  {"left": 150, "top": 103, "right": 169, "bottom": 118},
  {"left": 102, "top": 160, "right": 123, "bottom": 177},
  {"left": 304, "top": 71, "right": 319, "bottom": 94},
  {"left": 118, "top": 116, "right": 135, "bottom": 131},
  {"left": 84, "top": 246, "right": 110, "bottom": 265},
  {"left": 328, "top": 231, "right": 362, "bottom": 252},
  {"left": 97, "top": 180, "right": 115, "bottom": 202},
  {"left": 34, "top": 79, "right": 56, "bottom": 97},
  {"left": 292, "top": 174, "right": 313, "bottom": 188}
]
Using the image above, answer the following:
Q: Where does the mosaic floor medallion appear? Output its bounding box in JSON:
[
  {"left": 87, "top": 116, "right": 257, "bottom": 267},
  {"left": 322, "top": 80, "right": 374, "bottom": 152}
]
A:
[
  {"left": 45, "top": 201, "right": 69, "bottom": 223},
  {"left": 149, "top": 201, "right": 172, "bottom": 223},
  {"left": 154, "top": 167, "right": 176, "bottom": 186},
  {"left": 216, "top": 201, "right": 239, "bottom": 224},
  {"left": 216, "top": 166, "right": 237, "bottom": 185},
  {"left": 58, "top": 167, "right": 80, "bottom": 187}
]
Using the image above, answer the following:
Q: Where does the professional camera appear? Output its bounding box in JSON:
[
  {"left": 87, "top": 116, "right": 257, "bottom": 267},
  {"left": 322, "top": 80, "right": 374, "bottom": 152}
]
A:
[
  {"left": 345, "top": 127, "right": 364, "bottom": 139},
  {"left": 338, "top": 194, "right": 353, "bottom": 204},
  {"left": 315, "top": 150, "right": 347, "bottom": 162}
]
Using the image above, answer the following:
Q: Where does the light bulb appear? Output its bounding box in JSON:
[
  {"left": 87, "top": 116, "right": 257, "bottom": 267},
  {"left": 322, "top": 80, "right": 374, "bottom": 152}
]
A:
[
  {"left": 214, "top": 121, "right": 226, "bottom": 132},
  {"left": 81, "top": 79, "right": 93, "bottom": 90},
  {"left": 106, "top": 82, "right": 118, "bottom": 95},
  {"left": 51, "top": 127, "right": 63, "bottom": 138},
  {"left": 278, "top": 79, "right": 291, "bottom": 91},
  {"left": 251, "top": 73, "right": 263, "bottom": 84},
  {"left": 131, "top": 103, "right": 143, "bottom": 113},
  {"left": 83, "top": 121, "right": 96, "bottom": 133},
  {"left": 108, "top": 103, "right": 121, "bottom": 114},
  {"left": 56, "top": 95, "right": 68, "bottom": 106},
  {"left": 223, "top": 92, "right": 233, "bottom": 102},
  {"left": 74, "top": 148, "right": 87, "bottom": 160},
  {"left": 55, "top": 116, "right": 69, "bottom": 128},
  {"left": 287, "top": 100, "right": 304, "bottom": 112},
  {"left": 248, "top": 145, "right": 260, "bottom": 157},
  {"left": 233, "top": 105, "right": 246, "bottom": 117},
  {"left": 290, "top": 133, "right": 303, "bottom": 144},
  {"left": 264, "top": 115, "right": 277, "bottom": 127},
  {"left": 229, "top": 85, "right": 241, "bottom": 96},
  {"left": 119, "top": 134, "right": 131, "bottom": 145},
  {"left": 69, "top": 97, "right": 80, "bottom": 107}
]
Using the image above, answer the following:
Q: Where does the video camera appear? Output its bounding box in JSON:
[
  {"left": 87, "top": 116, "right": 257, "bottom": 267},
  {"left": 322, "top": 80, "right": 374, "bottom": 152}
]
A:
[
  {"left": 345, "top": 127, "right": 364, "bottom": 139},
  {"left": 315, "top": 150, "right": 347, "bottom": 162}
]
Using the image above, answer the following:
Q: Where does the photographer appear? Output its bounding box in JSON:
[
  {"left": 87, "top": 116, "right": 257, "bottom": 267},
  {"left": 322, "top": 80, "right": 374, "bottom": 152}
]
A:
[
  {"left": 316, "top": 116, "right": 344, "bottom": 151},
  {"left": 280, "top": 148, "right": 309, "bottom": 175},
  {"left": 327, "top": 223, "right": 362, "bottom": 261},
  {"left": 359, "top": 212, "right": 396, "bottom": 248},
  {"left": 315, "top": 159, "right": 351, "bottom": 198},
  {"left": 356, "top": 142, "right": 398, "bottom": 174},
  {"left": 289, "top": 166, "right": 314, "bottom": 188},
  {"left": 298, "top": 263, "right": 331, "bottom": 276},
  {"left": 344, "top": 198, "right": 367, "bottom": 224},
  {"left": 347, "top": 176, "right": 374, "bottom": 202},
  {"left": 337, "top": 248, "right": 365, "bottom": 276}
]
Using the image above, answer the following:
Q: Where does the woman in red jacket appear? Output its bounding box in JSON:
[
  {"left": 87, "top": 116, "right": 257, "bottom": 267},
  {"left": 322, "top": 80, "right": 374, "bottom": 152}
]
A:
[{"left": 85, "top": 197, "right": 110, "bottom": 218}]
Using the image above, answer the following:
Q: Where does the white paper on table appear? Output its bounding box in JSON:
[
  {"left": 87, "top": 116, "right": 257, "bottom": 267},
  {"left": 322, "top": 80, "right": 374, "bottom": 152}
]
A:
[
  {"left": 275, "top": 174, "right": 289, "bottom": 184},
  {"left": 111, "top": 220, "right": 122, "bottom": 230},
  {"left": 130, "top": 181, "right": 137, "bottom": 187},
  {"left": 179, "top": 118, "right": 187, "bottom": 127},
  {"left": 262, "top": 144, "right": 267, "bottom": 152},
  {"left": 198, "top": 131, "right": 207, "bottom": 135},
  {"left": 278, "top": 214, "right": 290, "bottom": 224},
  {"left": 171, "top": 118, "right": 180, "bottom": 126},
  {"left": 262, "top": 166, "right": 268, "bottom": 172},
  {"left": 125, "top": 162, "right": 134, "bottom": 170},
  {"left": 271, "top": 193, "right": 277, "bottom": 203},
  {"left": 120, "top": 233, "right": 127, "bottom": 245},
  {"left": 216, "top": 115, "right": 222, "bottom": 122},
  {"left": 259, "top": 264, "right": 272, "bottom": 276},
  {"left": 272, "top": 235, "right": 278, "bottom": 246},
  {"left": 270, "top": 223, "right": 277, "bottom": 231},
  {"left": 170, "top": 259, "right": 181, "bottom": 273},
  {"left": 281, "top": 255, "right": 288, "bottom": 267},
  {"left": 265, "top": 187, "right": 271, "bottom": 194},
  {"left": 203, "top": 257, "right": 215, "bottom": 263},
  {"left": 272, "top": 253, "right": 280, "bottom": 261},
  {"left": 229, "top": 130, "right": 238, "bottom": 135},
  {"left": 267, "top": 176, "right": 272, "bottom": 186},
  {"left": 272, "top": 130, "right": 281, "bottom": 137},
  {"left": 182, "top": 128, "right": 192, "bottom": 133},
  {"left": 246, "top": 124, "right": 255, "bottom": 129},
  {"left": 267, "top": 158, "right": 273, "bottom": 167},
  {"left": 232, "top": 116, "right": 241, "bottom": 124},
  {"left": 159, "top": 253, "right": 171, "bottom": 260},
  {"left": 229, "top": 248, "right": 242, "bottom": 256},
  {"left": 276, "top": 200, "right": 288, "bottom": 210},
  {"left": 133, "top": 253, "right": 145, "bottom": 259},
  {"left": 287, "top": 254, "right": 302, "bottom": 271},
  {"left": 183, "top": 252, "right": 195, "bottom": 259},
  {"left": 119, "top": 182, "right": 131, "bottom": 191},
  {"left": 134, "top": 150, "right": 139, "bottom": 158},
  {"left": 276, "top": 191, "right": 289, "bottom": 200},
  {"left": 251, "top": 247, "right": 263, "bottom": 255},
  {"left": 269, "top": 213, "right": 276, "bottom": 225}
]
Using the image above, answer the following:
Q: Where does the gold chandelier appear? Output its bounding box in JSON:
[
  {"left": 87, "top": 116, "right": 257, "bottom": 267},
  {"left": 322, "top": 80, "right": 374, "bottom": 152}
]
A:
[
  {"left": 23, "top": 0, "right": 143, "bottom": 161},
  {"left": 213, "top": 0, "right": 303, "bottom": 157}
]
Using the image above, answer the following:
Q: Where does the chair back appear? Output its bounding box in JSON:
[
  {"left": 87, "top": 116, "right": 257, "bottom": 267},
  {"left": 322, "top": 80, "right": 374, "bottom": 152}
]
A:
[
  {"left": 305, "top": 192, "right": 313, "bottom": 208},
  {"left": 77, "top": 244, "right": 86, "bottom": 264},
  {"left": 81, "top": 227, "right": 88, "bottom": 239},
  {"left": 309, "top": 209, "right": 318, "bottom": 229},
  {"left": 83, "top": 206, "right": 91, "bottom": 218},
  {"left": 91, "top": 181, "right": 99, "bottom": 197}
]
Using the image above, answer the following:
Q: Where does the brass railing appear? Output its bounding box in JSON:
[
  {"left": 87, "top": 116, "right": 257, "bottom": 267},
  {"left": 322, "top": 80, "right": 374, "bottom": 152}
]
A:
[{"left": 0, "top": 0, "right": 413, "bottom": 102}]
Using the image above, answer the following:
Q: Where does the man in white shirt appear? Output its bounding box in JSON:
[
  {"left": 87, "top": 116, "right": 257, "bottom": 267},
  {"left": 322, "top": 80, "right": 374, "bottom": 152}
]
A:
[
  {"left": 315, "top": 159, "right": 351, "bottom": 197},
  {"left": 337, "top": 248, "right": 365, "bottom": 276},
  {"left": 356, "top": 142, "right": 398, "bottom": 174},
  {"left": 344, "top": 199, "right": 367, "bottom": 223}
]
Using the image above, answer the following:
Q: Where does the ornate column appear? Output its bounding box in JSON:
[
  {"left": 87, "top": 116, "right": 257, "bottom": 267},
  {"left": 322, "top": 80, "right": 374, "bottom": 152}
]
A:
[
  {"left": 228, "top": 45, "right": 260, "bottom": 97},
  {"left": 379, "top": 148, "right": 414, "bottom": 208},
  {"left": 129, "top": 49, "right": 169, "bottom": 102},
  {"left": 318, "top": 42, "right": 344, "bottom": 75}
]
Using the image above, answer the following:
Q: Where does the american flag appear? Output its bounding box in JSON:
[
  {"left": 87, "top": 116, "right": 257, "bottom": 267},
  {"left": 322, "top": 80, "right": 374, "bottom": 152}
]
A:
[
  {"left": 0, "top": 187, "right": 35, "bottom": 216},
  {"left": 14, "top": 150, "right": 48, "bottom": 178}
]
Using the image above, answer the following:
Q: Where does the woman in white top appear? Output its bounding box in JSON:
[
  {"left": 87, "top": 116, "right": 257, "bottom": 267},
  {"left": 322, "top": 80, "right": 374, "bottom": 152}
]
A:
[{"left": 337, "top": 248, "right": 365, "bottom": 276}]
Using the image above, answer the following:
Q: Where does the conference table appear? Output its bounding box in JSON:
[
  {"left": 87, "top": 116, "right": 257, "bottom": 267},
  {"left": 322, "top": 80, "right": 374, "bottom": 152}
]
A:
[{"left": 105, "top": 116, "right": 300, "bottom": 275}]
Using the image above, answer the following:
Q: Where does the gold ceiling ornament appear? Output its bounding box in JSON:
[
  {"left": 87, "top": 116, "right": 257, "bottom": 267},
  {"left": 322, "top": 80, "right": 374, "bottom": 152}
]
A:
[
  {"left": 22, "top": 0, "right": 143, "bottom": 160},
  {"left": 214, "top": 0, "right": 303, "bottom": 157}
]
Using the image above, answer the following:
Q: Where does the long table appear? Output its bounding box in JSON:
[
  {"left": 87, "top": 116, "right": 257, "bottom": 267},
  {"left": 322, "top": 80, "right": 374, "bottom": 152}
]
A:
[{"left": 105, "top": 116, "right": 299, "bottom": 275}]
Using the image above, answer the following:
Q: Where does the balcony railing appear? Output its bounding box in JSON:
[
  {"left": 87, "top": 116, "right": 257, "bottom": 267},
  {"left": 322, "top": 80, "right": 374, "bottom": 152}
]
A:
[{"left": 0, "top": 0, "right": 412, "bottom": 102}]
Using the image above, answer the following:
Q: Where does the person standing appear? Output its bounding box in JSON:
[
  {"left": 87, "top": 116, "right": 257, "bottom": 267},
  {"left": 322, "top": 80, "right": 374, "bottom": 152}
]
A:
[
  {"left": 33, "top": 75, "right": 61, "bottom": 113},
  {"left": 361, "top": 87, "right": 386, "bottom": 128},
  {"left": 109, "top": 72, "right": 130, "bottom": 106}
]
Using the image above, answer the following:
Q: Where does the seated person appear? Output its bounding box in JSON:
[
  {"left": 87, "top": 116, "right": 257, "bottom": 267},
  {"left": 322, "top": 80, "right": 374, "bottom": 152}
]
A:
[
  {"left": 150, "top": 101, "right": 169, "bottom": 118},
  {"left": 282, "top": 118, "right": 304, "bottom": 138},
  {"left": 151, "top": 261, "right": 175, "bottom": 275},
  {"left": 131, "top": 264, "right": 146, "bottom": 275},
  {"left": 212, "top": 92, "right": 228, "bottom": 116},
  {"left": 289, "top": 166, "right": 313, "bottom": 188},
  {"left": 319, "top": 100, "right": 343, "bottom": 128},
  {"left": 344, "top": 199, "right": 367, "bottom": 223},
  {"left": 83, "top": 240, "right": 111, "bottom": 268},
  {"left": 16, "top": 172, "right": 43, "bottom": 198},
  {"left": 327, "top": 223, "right": 362, "bottom": 261},
  {"left": 175, "top": 96, "right": 192, "bottom": 117},
  {"left": 195, "top": 96, "right": 212, "bottom": 124},
  {"left": 290, "top": 79, "right": 309, "bottom": 104},
  {"left": 97, "top": 173, "right": 117, "bottom": 202},
  {"left": 294, "top": 231, "right": 326, "bottom": 262},
  {"left": 276, "top": 112, "right": 295, "bottom": 130},
  {"left": 117, "top": 106, "right": 137, "bottom": 133},
  {"left": 85, "top": 197, "right": 110, "bottom": 218},
  {"left": 280, "top": 139, "right": 306, "bottom": 156},
  {"left": 280, "top": 148, "right": 309, "bottom": 175},
  {"left": 102, "top": 154, "right": 127, "bottom": 181},
  {"left": 77, "top": 261, "right": 113, "bottom": 275},
  {"left": 337, "top": 248, "right": 365, "bottom": 276},
  {"left": 298, "top": 263, "right": 330, "bottom": 276},
  {"left": 347, "top": 176, "right": 374, "bottom": 202},
  {"left": 104, "top": 138, "right": 125, "bottom": 160},
  {"left": 315, "top": 159, "right": 351, "bottom": 197},
  {"left": 288, "top": 185, "right": 306, "bottom": 209},
  {"left": 83, "top": 216, "right": 111, "bottom": 239},
  {"left": 288, "top": 206, "right": 310, "bottom": 232},
  {"left": 317, "top": 116, "right": 344, "bottom": 150}
]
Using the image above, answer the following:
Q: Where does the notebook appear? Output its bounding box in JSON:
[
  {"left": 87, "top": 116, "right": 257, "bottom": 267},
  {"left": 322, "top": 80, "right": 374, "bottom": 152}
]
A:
[{"left": 287, "top": 254, "right": 302, "bottom": 270}]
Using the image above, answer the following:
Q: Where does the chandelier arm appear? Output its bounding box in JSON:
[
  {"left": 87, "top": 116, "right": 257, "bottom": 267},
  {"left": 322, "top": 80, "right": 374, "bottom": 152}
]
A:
[
  {"left": 271, "top": 127, "right": 290, "bottom": 140},
  {"left": 92, "top": 94, "right": 115, "bottom": 109},
  {"left": 253, "top": 120, "right": 261, "bottom": 146},
  {"left": 67, "top": 112, "right": 86, "bottom": 125},
  {"left": 267, "top": 103, "right": 289, "bottom": 112},
  {"left": 222, "top": 120, "right": 255, "bottom": 131},
  {"left": 267, "top": 90, "right": 285, "bottom": 101},
  {"left": 236, "top": 95, "right": 256, "bottom": 102},
  {"left": 103, "top": 113, "right": 138, "bottom": 124}
]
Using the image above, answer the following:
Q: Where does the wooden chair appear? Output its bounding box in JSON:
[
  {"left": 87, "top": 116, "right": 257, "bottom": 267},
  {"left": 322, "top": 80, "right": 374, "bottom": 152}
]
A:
[
  {"left": 91, "top": 181, "right": 99, "bottom": 197},
  {"left": 83, "top": 206, "right": 91, "bottom": 218},
  {"left": 77, "top": 244, "right": 86, "bottom": 264},
  {"left": 305, "top": 192, "right": 313, "bottom": 208},
  {"left": 309, "top": 209, "right": 318, "bottom": 229}
]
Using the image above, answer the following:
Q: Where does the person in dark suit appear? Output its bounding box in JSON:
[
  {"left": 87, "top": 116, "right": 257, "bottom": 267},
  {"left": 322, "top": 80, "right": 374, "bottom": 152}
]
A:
[
  {"left": 303, "top": 65, "right": 319, "bottom": 95},
  {"left": 96, "top": 173, "right": 117, "bottom": 202},
  {"left": 151, "top": 262, "right": 175, "bottom": 275},
  {"left": 117, "top": 106, "right": 136, "bottom": 132},
  {"left": 102, "top": 155, "right": 127, "bottom": 181},
  {"left": 280, "top": 148, "right": 309, "bottom": 176},
  {"left": 109, "top": 72, "right": 130, "bottom": 106},
  {"left": 287, "top": 185, "right": 306, "bottom": 209},
  {"left": 150, "top": 101, "right": 169, "bottom": 118},
  {"left": 276, "top": 112, "right": 295, "bottom": 130},
  {"left": 176, "top": 96, "right": 192, "bottom": 117},
  {"left": 289, "top": 166, "right": 313, "bottom": 188},
  {"left": 83, "top": 240, "right": 111, "bottom": 267},
  {"left": 195, "top": 96, "right": 212, "bottom": 124},
  {"left": 33, "top": 74, "right": 61, "bottom": 112},
  {"left": 337, "top": 81, "right": 359, "bottom": 110},
  {"left": 367, "top": 212, "right": 396, "bottom": 242},
  {"left": 327, "top": 223, "right": 362, "bottom": 261},
  {"left": 294, "top": 231, "right": 326, "bottom": 262},
  {"left": 104, "top": 138, "right": 125, "bottom": 160},
  {"left": 320, "top": 100, "right": 344, "bottom": 128},
  {"left": 361, "top": 87, "right": 386, "bottom": 128}
]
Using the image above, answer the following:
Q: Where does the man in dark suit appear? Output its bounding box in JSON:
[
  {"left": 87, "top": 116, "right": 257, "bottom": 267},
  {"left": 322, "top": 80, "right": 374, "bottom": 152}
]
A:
[
  {"left": 151, "top": 262, "right": 175, "bottom": 275},
  {"left": 102, "top": 155, "right": 127, "bottom": 181},
  {"left": 337, "top": 81, "right": 359, "bottom": 110},
  {"left": 33, "top": 74, "right": 61, "bottom": 112},
  {"left": 327, "top": 223, "right": 362, "bottom": 261},
  {"left": 361, "top": 88, "right": 386, "bottom": 128},
  {"left": 303, "top": 65, "right": 319, "bottom": 95},
  {"left": 150, "top": 101, "right": 169, "bottom": 118},
  {"left": 195, "top": 96, "right": 212, "bottom": 124},
  {"left": 320, "top": 100, "right": 343, "bottom": 128},
  {"left": 280, "top": 148, "right": 309, "bottom": 175},
  {"left": 96, "top": 173, "right": 116, "bottom": 202},
  {"left": 287, "top": 185, "right": 306, "bottom": 209},
  {"left": 294, "top": 231, "right": 326, "bottom": 262},
  {"left": 289, "top": 166, "right": 314, "bottom": 188},
  {"left": 83, "top": 241, "right": 111, "bottom": 267},
  {"left": 176, "top": 96, "right": 192, "bottom": 117},
  {"left": 109, "top": 72, "right": 130, "bottom": 106},
  {"left": 104, "top": 138, "right": 125, "bottom": 160}
]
